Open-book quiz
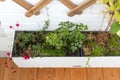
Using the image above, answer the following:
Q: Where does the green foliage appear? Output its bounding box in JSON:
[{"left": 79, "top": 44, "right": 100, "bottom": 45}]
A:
[
  {"left": 46, "top": 33, "right": 63, "bottom": 49},
  {"left": 13, "top": 21, "right": 88, "bottom": 57},
  {"left": 110, "top": 22, "right": 120, "bottom": 34},
  {"left": 106, "top": 34, "right": 120, "bottom": 56},
  {"left": 42, "top": 20, "right": 50, "bottom": 31},
  {"left": 46, "top": 21, "right": 88, "bottom": 53},
  {"left": 91, "top": 43, "right": 104, "bottom": 56},
  {"left": 102, "top": 0, "right": 120, "bottom": 33},
  {"left": 13, "top": 20, "right": 120, "bottom": 57},
  {"left": 83, "top": 40, "right": 104, "bottom": 56},
  {"left": 28, "top": 43, "right": 65, "bottom": 57},
  {"left": 103, "top": 0, "right": 120, "bottom": 22},
  {"left": 83, "top": 32, "right": 120, "bottom": 56},
  {"left": 13, "top": 32, "right": 36, "bottom": 56}
]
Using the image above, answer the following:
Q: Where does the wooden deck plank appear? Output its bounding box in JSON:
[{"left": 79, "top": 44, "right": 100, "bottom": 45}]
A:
[
  {"left": 1, "top": 58, "right": 120, "bottom": 80},
  {"left": 3, "top": 58, "right": 20, "bottom": 80},
  {"left": 19, "top": 68, "right": 37, "bottom": 80},
  {"left": 87, "top": 68, "right": 104, "bottom": 80},
  {"left": 103, "top": 68, "right": 120, "bottom": 80},
  {"left": 64, "top": 68, "right": 70, "bottom": 80},
  {"left": 70, "top": 68, "right": 87, "bottom": 80},
  {"left": 118, "top": 68, "right": 120, "bottom": 77},
  {"left": 38, "top": 68, "right": 55, "bottom": 80},
  {"left": 54, "top": 68, "right": 70, "bottom": 80},
  {"left": 0, "top": 58, "right": 6, "bottom": 80}
]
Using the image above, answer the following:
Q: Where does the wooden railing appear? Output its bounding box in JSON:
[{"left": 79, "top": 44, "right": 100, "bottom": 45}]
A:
[{"left": 0, "top": 0, "right": 96, "bottom": 17}]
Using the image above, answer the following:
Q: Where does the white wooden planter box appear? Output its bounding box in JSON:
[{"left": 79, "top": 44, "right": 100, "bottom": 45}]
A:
[{"left": 12, "top": 57, "right": 120, "bottom": 68}]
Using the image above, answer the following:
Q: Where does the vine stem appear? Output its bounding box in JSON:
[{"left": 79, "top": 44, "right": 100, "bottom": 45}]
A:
[
  {"left": 105, "top": 13, "right": 114, "bottom": 31},
  {"left": 86, "top": 57, "right": 90, "bottom": 67}
]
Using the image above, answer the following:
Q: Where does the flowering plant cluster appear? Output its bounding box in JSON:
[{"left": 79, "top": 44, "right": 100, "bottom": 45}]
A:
[
  {"left": 1, "top": 21, "right": 21, "bottom": 72},
  {"left": 9, "top": 21, "right": 33, "bottom": 60}
]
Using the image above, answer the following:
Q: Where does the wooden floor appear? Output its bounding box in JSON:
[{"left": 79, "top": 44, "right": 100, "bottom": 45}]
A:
[{"left": 0, "top": 58, "right": 120, "bottom": 80}]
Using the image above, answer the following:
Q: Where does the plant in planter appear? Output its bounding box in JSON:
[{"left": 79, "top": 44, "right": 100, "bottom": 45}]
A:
[
  {"left": 83, "top": 32, "right": 120, "bottom": 56},
  {"left": 12, "top": 21, "right": 88, "bottom": 58},
  {"left": 101, "top": 0, "right": 120, "bottom": 34},
  {"left": 82, "top": 0, "right": 120, "bottom": 57},
  {"left": 46, "top": 21, "right": 88, "bottom": 56}
]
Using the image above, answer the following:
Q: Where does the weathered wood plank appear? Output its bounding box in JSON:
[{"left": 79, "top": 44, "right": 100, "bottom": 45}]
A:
[
  {"left": 64, "top": 68, "right": 70, "bottom": 80},
  {"left": 3, "top": 58, "right": 20, "bottom": 80},
  {"left": 70, "top": 68, "right": 87, "bottom": 80},
  {"left": 0, "top": 0, "right": 4, "bottom": 2},
  {"left": 0, "top": 58, "right": 6, "bottom": 80},
  {"left": 25, "top": 0, "right": 52, "bottom": 17},
  {"left": 1, "top": 58, "right": 120, "bottom": 80},
  {"left": 38, "top": 68, "right": 55, "bottom": 80},
  {"left": 87, "top": 68, "right": 104, "bottom": 80},
  {"left": 68, "top": 0, "right": 96, "bottom": 16},
  {"left": 19, "top": 68, "right": 37, "bottom": 80},
  {"left": 103, "top": 68, "right": 120, "bottom": 80},
  {"left": 59, "top": 0, "right": 82, "bottom": 14},
  {"left": 54, "top": 68, "right": 70, "bottom": 80}
]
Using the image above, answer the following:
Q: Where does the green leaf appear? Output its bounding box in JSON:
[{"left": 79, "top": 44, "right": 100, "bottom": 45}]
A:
[
  {"left": 110, "top": 22, "right": 120, "bottom": 34},
  {"left": 107, "top": 6, "right": 115, "bottom": 11},
  {"left": 113, "top": 11, "right": 120, "bottom": 22},
  {"left": 103, "top": 0, "right": 109, "bottom": 4}
]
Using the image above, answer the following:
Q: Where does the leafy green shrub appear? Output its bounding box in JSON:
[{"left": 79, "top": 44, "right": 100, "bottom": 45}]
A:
[
  {"left": 103, "top": 0, "right": 120, "bottom": 22},
  {"left": 46, "top": 21, "right": 88, "bottom": 54},
  {"left": 13, "top": 21, "right": 88, "bottom": 57},
  {"left": 83, "top": 32, "right": 120, "bottom": 56},
  {"left": 105, "top": 34, "right": 120, "bottom": 56},
  {"left": 110, "top": 22, "right": 120, "bottom": 36},
  {"left": 101, "top": 0, "right": 120, "bottom": 35}
]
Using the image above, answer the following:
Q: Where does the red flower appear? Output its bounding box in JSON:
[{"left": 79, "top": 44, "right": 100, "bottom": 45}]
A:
[
  {"left": 22, "top": 52, "right": 29, "bottom": 60},
  {"left": 30, "top": 50, "right": 32, "bottom": 55},
  {"left": 9, "top": 26, "right": 13, "bottom": 29},
  {"left": 16, "top": 23, "right": 20, "bottom": 27},
  {"left": 23, "top": 55, "right": 29, "bottom": 60},
  {"left": 6, "top": 52, "right": 11, "bottom": 57}
]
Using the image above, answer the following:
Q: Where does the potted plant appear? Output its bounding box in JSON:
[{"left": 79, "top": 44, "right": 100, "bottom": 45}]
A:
[
  {"left": 12, "top": 0, "right": 120, "bottom": 67},
  {"left": 12, "top": 21, "right": 89, "bottom": 67}
]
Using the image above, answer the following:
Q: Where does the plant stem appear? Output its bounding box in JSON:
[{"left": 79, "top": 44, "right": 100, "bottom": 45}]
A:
[
  {"left": 105, "top": 13, "right": 114, "bottom": 31},
  {"left": 86, "top": 57, "right": 90, "bottom": 67}
]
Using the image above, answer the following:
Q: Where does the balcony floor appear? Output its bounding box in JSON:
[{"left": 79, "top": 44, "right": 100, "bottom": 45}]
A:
[{"left": 0, "top": 58, "right": 120, "bottom": 80}]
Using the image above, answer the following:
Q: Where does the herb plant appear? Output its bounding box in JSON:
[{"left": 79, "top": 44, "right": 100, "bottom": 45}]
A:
[
  {"left": 46, "top": 21, "right": 88, "bottom": 55},
  {"left": 13, "top": 21, "right": 88, "bottom": 57}
]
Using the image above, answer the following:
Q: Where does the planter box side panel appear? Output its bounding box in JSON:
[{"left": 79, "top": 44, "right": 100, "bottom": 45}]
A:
[{"left": 13, "top": 57, "right": 120, "bottom": 68}]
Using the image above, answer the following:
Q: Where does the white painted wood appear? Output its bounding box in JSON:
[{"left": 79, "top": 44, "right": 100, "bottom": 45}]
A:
[
  {"left": 12, "top": 57, "right": 120, "bottom": 68},
  {"left": 0, "top": 0, "right": 107, "bottom": 33},
  {"left": 0, "top": 25, "right": 7, "bottom": 37},
  {"left": 0, "top": 37, "right": 13, "bottom": 52}
]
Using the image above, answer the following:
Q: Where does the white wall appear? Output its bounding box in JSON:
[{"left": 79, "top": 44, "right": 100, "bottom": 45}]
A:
[{"left": 0, "top": 0, "right": 108, "bottom": 53}]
